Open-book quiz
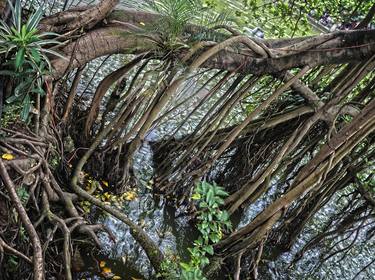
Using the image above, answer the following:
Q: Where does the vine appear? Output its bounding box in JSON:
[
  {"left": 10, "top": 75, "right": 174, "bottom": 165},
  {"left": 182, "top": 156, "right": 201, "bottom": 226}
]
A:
[{"left": 158, "top": 181, "right": 232, "bottom": 280}]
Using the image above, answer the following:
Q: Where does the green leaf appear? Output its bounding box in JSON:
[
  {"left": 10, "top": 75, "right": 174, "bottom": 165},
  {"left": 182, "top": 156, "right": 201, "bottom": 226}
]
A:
[
  {"left": 199, "top": 201, "right": 208, "bottom": 208},
  {"left": 21, "top": 24, "right": 27, "bottom": 39},
  {"left": 209, "top": 232, "right": 220, "bottom": 243},
  {"left": 206, "top": 188, "right": 214, "bottom": 204},
  {"left": 6, "top": 94, "right": 20, "bottom": 104},
  {"left": 26, "top": 6, "right": 43, "bottom": 32},
  {"left": 180, "top": 262, "right": 191, "bottom": 270},
  {"left": 200, "top": 256, "right": 209, "bottom": 266},
  {"left": 31, "top": 87, "right": 45, "bottom": 95},
  {"left": 41, "top": 48, "right": 67, "bottom": 60},
  {"left": 15, "top": 47, "right": 25, "bottom": 69},
  {"left": 21, "top": 94, "right": 31, "bottom": 121},
  {"left": 215, "top": 188, "right": 229, "bottom": 198},
  {"left": 14, "top": 78, "right": 32, "bottom": 96},
  {"left": 29, "top": 47, "right": 41, "bottom": 63},
  {"left": 0, "top": 19, "right": 11, "bottom": 34},
  {"left": 31, "top": 39, "right": 62, "bottom": 46},
  {"left": 12, "top": 0, "right": 22, "bottom": 31},
  {"left": 204, "top": 245, "right": 214, "bottom": 255}
]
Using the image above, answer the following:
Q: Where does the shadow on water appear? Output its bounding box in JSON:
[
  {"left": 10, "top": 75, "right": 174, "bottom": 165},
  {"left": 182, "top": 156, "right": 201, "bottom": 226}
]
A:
[{"left": 76, "top": 132, "right": 200, "bottom": 280}]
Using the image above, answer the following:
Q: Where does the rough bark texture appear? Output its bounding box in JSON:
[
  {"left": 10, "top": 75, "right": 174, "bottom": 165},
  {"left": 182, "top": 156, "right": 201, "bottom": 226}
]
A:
[
  {"left": 1, "top": 1, "right": 375, "bottom": 280},
  {"left": 51, "top": 9, "right": 375, "bottom": 77}
]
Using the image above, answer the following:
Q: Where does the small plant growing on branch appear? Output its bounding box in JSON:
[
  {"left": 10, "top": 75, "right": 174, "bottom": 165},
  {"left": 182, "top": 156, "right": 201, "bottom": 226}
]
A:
[{"left": 0, "top": 0, "right": 63, "bottom": 121}]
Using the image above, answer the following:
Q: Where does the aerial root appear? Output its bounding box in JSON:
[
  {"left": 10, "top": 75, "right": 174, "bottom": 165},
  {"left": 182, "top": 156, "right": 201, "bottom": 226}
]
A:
[{"left": 0, "top": 128, "right": 120, "bottom": 278}]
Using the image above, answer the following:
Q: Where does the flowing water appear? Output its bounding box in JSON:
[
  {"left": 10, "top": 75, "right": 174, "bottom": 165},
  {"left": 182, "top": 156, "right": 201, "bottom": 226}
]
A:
[
  {"left": 22, "top": 1, "right": 375, "bottom": 279},
  {"left": 73, "top": 55, "right": 375, "bottom": 280}
]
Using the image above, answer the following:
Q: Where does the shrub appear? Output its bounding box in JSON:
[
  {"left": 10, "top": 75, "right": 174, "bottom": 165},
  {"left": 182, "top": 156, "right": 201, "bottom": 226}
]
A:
[{"left": 0, "top": 0, "right": 63, "bottom": 121}]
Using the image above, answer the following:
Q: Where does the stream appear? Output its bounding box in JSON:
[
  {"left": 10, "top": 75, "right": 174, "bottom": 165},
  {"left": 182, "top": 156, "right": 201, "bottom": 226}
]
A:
[
  {"left": 72, "top": 55, "right": 374, "bottom": 280},
  {"left": 21, "top": 1, "right": 374, "bottom": 279}
]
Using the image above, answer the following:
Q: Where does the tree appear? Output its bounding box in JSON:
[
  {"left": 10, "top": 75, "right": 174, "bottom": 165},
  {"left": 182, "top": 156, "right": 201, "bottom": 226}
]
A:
[{"left": 0, "top": 0, "right": 374, "bottom": 279}]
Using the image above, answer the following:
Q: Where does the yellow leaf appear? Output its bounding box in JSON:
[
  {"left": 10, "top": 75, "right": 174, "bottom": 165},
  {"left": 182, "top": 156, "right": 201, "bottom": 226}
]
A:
[
  {"left": 139, "top": 22, "right": 145, "bottom": 26},
  {"left": 131, "top": 277, "right": 142, "bottom": 280},
  {"left": 102, "top": 267, "right": 112, "bottom": 273},
  {"left": 112, "top": 276, "right": 121, "bottom": 280},
  {"left": 83, "top": 206, "right": 90, "bottom": 213},
  {"left": 123, "top": 191, "right": 137, "bottom": 201},
  {"left": 102, "top": 180, "right": 109, "bottom": 187},
  {"left": 1, "top": 153, "right": 14, "bottom": 160},
  {"left": 99, "top": 261, "right": 106, "bottom": 268},
  {"left": 191, "top": 193, "right": 201, "bottom": 200}
]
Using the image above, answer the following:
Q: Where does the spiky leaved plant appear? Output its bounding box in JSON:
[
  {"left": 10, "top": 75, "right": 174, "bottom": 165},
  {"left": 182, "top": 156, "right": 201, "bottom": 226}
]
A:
[
  {"left": 0, "top": 0, "right": 64, "bottom": 121},
  {"left": 123, "top": 0, "right": 233, "bottom": 53}
]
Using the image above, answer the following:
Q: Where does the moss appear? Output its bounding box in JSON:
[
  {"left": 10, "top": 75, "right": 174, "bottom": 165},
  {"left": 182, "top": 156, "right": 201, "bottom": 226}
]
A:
[{"left": 1, "top": 104, "right": 22, "bottom": 128}]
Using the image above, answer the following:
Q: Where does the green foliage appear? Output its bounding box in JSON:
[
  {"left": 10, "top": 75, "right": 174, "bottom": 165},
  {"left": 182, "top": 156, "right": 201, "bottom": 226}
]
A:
[
  {"left": 356, "top": 167, "right": 374, "bottom": 195},
  {"left": 125, "top": 0, "right": 232, "bottom": 52},
  {"left": 180, "top": 181, "right": 231, "bottom": 280},
  {"left": 19, "top": 226, "right": 27, "bottom": 242},
  {"left": 157, "top": 254, "right": 181, "bottom": 280},
  {"left": 157, "top": 181, "right": 231, "bottom": 280},
  {"left": 6, "top": 255, "right": 19, "bottom": 272},
  {"left": 0, "top": 103, "right": 22, "bottom": 126},
  {"left": 201, "top": 0, "right": 372, "bottom": 38},
  {"left": 146, "top": 0, "right": 202, "bottom": 41},
  {"left": 297, "top": 0, "right": 373, "bottom": 24},
  {"left": 127, "top": 0, "right": 371, "bottom": 49},
  {"left": 16, "top": 186, "right": 29, "bottom": 206},
  {"left": 0, "top": 0, "right": 63, "bottom": 121},
  {"left": 48, "top": 152, "right": 61, "bottom": 170}
]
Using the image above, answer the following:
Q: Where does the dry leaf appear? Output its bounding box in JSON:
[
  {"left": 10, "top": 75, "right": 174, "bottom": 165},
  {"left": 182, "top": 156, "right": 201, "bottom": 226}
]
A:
[
  {"left": 1, "top": 153, "right": 15, "bottom": 160},
  {"left": 123, "top": 191, "right": 137, "bottom": 201},
  {"left": 102, "top": 267, "right": 112, "bottom": 274},
  {"left": 102, "top": 180, "right": 109, "bottom": 187}
]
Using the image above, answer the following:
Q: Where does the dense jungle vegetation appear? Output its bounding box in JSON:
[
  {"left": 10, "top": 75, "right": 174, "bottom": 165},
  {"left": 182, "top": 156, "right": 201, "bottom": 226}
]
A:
[{"left": 0, "top": 0, "right": 374, "bottom": 279}]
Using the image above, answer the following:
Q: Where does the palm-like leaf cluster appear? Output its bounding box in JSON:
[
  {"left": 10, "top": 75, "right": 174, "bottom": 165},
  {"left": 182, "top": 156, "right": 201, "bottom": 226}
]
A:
[
  {"left": 0, "top": 0, "right": 64, "bottom": 121},
  {"left": 145, "top": 0, "right": 202, "bottom": 40},
  {"left": 123, "top": 0, "right": 233, "bottom": 51}
]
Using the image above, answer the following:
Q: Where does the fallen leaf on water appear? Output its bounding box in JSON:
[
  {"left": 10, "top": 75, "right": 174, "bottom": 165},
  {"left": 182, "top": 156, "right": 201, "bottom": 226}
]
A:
[
  {"left": 102, "top": 180, "right": 109, "bottom": 187},
  {"left": 1, "top": 153, "right": 15, "bottom": 160},
  {"left": 101, "top": 267, "right": 114, "bottom": 278},
  {"left": 112, "top": 276, "right": 121, "bottom": 280},
  {"left": 131, "top": 277, "right": 142, "bottom": 280},
  {"left": 123, "top": 191, "right": 137, "bottom": 201},
  {"left": 102, "top": 267, "right": 111, "bottom": 273},
  {"left": 104, "top": 192, "right": 111, "bottom": 200},
  {"left": 99, "top": 261, "right": 106, "bottom": 268}
]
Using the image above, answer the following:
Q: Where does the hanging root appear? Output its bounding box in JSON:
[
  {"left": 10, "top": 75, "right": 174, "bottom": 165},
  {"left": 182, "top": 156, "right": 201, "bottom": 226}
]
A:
[{"left": 0, "top": 126, "right": 163, "bottom": 278}]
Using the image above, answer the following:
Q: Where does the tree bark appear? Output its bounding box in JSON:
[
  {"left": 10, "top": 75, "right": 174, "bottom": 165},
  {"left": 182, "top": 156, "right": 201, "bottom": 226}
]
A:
[{"left": 50, "top": 8, "right": 375, "bottom": 78}]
